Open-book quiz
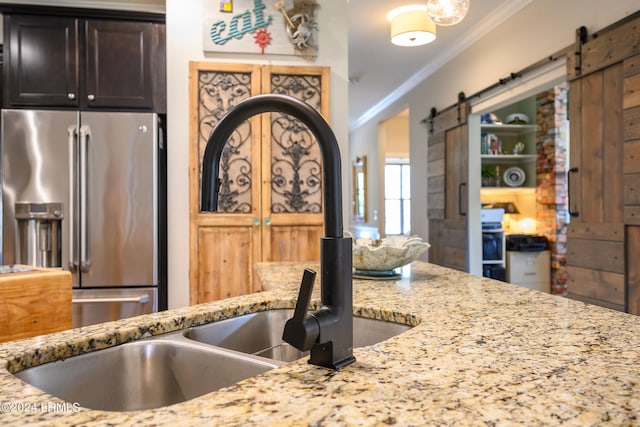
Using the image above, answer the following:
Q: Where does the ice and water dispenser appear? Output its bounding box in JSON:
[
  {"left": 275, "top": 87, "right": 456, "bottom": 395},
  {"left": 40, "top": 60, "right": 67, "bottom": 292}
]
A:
[{"left": 15, "top": 202, "right": 63, "bottom": 268}]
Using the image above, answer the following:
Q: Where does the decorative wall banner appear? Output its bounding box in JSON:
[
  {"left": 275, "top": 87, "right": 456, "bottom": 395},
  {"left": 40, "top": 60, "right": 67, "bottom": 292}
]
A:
[{"left": 203, "top": 0, "right": 319, "bottom": 58}]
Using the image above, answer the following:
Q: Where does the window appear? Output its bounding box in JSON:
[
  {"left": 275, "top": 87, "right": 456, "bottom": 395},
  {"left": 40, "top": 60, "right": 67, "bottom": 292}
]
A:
[{"left": 384, "top": 159, "right": 410, "bottom": 235}]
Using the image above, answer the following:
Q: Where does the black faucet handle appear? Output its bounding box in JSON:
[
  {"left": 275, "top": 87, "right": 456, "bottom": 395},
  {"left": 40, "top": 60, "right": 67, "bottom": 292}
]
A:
[
  {"left": 293, "top": 269, "right": 316, "bottom": 321},
  {"left": 282, "top": 269, "right": 320, "bottom": 351}
]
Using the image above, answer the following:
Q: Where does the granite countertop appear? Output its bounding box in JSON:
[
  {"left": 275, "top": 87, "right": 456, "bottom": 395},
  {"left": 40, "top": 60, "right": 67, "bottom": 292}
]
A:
[{"left": 1, "top": 261, "right": 640, "bottom": 425}]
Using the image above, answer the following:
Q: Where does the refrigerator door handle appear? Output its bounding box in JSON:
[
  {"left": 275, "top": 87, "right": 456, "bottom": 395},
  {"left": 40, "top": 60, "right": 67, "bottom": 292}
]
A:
[
  {"left": 72, "top": 295, "right": 151, "bottom": 304},
  {"left": 67, "top": 125, "right": 79, "bottom": 272},
  {"left": 79, "top": 125, "right": 91, "bottom": 273}
]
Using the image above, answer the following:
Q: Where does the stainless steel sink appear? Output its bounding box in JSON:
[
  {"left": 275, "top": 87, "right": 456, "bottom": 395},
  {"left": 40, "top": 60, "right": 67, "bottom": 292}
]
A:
[
  {"left": 184, "top": 309, "right": 412, "bottom": 362},
  {"left": 14, "top": 336, "right": 280, "bottom": 411},
  {"left": 13, "top": 309, "right": 411, "bottom": 411}
]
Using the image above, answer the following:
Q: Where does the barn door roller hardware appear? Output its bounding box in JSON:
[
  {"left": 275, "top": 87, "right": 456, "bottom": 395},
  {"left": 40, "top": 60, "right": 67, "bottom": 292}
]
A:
[{"left": 574, "top": 26, "right": 588, "bottom": 77}]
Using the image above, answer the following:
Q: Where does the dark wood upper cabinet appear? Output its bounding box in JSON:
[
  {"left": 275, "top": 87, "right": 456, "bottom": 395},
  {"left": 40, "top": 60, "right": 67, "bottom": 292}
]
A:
[
  {"left": 4, "top": 14, "right": 79, "bottom": 108},
  {"left": 3, "top": 13, "right": 164, "bottom": 111},
  {"left": 83, "top": 20, "right": 153, "bottom": 110}
]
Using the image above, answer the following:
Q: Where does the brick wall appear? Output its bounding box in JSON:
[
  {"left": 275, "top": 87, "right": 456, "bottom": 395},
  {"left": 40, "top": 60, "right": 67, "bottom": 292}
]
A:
[{"left": 535, "top": 83, "right": 569, "bottom": 295}]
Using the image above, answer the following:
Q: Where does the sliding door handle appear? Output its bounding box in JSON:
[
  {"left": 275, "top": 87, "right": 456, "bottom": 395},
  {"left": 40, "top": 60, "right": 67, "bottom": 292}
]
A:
[
  {"left": 458, "top": 182, "right": 467, "bottom": 216},
  {"left": 568, "top": 167, "right": 579, "bottom": 217}
]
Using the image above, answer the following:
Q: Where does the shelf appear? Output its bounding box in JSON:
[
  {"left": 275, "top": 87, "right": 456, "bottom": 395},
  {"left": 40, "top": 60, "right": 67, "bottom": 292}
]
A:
[
  {"left": 481, "top": 124, "right": 538, "bottom": 135},
  {"left": 481, "top": 187, "right": 536, "bottom": 193},
  {"left": 481, "top": 154, "right": 537, "bottom": 163}
]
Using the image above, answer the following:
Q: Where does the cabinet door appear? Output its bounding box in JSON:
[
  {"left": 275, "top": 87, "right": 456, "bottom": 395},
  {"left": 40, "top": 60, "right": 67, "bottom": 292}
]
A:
[
  {"left": 428, "top": 105, "right": 469, "bottom": 271},
  {"left": 83, "top": 20, "right": 153, "bottom": 110},
  {"left": 4, "top": 14, "right": 79, "bottom": 107}
]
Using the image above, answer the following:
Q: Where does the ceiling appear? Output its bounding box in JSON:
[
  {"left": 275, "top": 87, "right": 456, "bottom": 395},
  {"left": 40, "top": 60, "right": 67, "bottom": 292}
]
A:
[
  {"left": 347, "top": 0, "right": 533, "bottom": 128},
  {"left": 11, "top": 0, "right": 531, "bottom": 128}
]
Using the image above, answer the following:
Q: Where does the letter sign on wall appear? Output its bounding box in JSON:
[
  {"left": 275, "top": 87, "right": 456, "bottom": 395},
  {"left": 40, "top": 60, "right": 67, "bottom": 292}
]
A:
[{"left": 202, "top": 0, "right": 319, "bottom": 57}]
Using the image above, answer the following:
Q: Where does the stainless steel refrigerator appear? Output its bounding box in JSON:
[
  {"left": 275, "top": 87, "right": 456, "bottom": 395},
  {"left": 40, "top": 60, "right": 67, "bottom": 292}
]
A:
[{"left": 1, "top": 109, "right": 167, "bottom": 328}]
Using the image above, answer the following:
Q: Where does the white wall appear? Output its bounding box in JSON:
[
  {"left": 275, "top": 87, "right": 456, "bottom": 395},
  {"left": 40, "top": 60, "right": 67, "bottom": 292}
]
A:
[
  {"left": 166, "top": 0, "right": 349, "bottom": 308},
  {"left": 349, "top": 0, "right": 639, "bottom": 260}
]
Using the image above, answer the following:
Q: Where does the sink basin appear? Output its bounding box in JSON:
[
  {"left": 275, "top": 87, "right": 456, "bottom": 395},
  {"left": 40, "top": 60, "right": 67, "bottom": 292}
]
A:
[
  {"left": 14, "top": 337, "right": 280, "bottom": 411},
  {"left": 184, "top": 309, "right": 412, "bottom": 362}
]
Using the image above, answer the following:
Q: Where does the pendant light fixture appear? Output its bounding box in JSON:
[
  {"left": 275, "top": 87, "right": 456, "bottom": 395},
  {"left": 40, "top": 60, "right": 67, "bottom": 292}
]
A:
[
  {"left": 426, "top": 0, "right": 470, "bottom": 26},
  {"left": 387, "top": 5, "right": 436, "bottom": 47}
]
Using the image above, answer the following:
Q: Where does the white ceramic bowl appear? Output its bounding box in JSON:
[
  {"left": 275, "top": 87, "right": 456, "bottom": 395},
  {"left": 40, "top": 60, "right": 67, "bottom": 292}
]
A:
[{"left": 349, "top": 234, "right": 430, "bottom": 271}]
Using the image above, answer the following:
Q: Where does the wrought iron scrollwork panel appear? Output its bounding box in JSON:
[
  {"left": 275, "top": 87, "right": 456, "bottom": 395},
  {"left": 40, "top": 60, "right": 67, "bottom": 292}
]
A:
[
  {"left": 198, "top": 71, "right": 253, "bottom": 213},
  {"left": 270, "top": 74, "right": 323, "bottom": 214}
]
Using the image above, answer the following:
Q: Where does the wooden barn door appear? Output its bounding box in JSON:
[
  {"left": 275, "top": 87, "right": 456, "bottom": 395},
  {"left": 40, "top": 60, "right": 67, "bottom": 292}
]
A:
[
  {"left": 427, "top": 103, "right": 469, "bottom": 271},
  {"left": 566, "top": 16, "right": 640, "bottom": 313}
]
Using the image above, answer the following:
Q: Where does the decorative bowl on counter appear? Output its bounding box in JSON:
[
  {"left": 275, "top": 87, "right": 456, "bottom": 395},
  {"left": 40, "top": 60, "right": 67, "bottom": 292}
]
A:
[{"left": 348, "top": 233, "right": 430, "bottom": 279}]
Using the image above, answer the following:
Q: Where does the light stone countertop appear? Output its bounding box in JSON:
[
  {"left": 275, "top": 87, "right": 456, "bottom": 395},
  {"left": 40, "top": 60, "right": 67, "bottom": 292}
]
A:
[{"left": 1, "top": 261, "right": 640, "bottom": 426}]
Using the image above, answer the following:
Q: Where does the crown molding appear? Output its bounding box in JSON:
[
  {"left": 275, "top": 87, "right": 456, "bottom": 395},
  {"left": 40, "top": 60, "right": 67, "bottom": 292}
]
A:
[{"left": 350, "top": 0, "right": 534, "bottom": 131}]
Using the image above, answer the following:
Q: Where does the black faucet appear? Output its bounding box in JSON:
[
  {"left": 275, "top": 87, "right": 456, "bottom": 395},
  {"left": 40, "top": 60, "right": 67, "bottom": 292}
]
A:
[{"left": 201, "top": 94, "right": 355, "bottom": 370}]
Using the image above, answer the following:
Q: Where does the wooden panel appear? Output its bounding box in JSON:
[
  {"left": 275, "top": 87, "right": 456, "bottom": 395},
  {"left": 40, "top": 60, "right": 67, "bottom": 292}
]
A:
[
  {"left": 625, "top": 206, "right": 640, "bottom": 224},
  {"left": 603, "top": 64, "right": 625, "bottom": 224},
  {"left": 567, "top": 222, "right": 624, "bottom": 240},
  {"left": 427, "top": 175, "right": 444, "bottom": 194},
  {"left": 580, "top": 71, "right": 605, "bottom": 223},
  {"left": 566, "top": 237, "right": 624, "bottom": 274},
  {"left": 567, "top": 265, "right": 625, "bottom": 308},
  {"left": 624, "top": 106, "right": 640, "bottom": 141},
  {"left": 428, "top": 220, "right": 443, "bottom": 265},
  {"left": 624, "top": 72, "right": 640, "bottom": 109},
  {"left": 427, "top": 158, "right": 444, "bottom": 177},
  {"left": 445, "top": 125, "right": 468, "bottom": 220},
  {"left": 196, "top": 226, "right": 257, "bottom": 302},
  {"left": 623, "top": 54, "right": 640, "bottom": 77},
  {"left": 627, "top": 226, "right": 640, "bottom": 315},
  {"left": 443, "top": 223, "right": 466, "bottom": 249},
  {"left": 624, "top": 139, "right": 640, "bottom": 174},
  {"left": 428, "top": 140, "right": 444, "bottom": 162},
  {"left": 568, "top": 15, "right": 640, "bottom": 80},
  {"left": 568, "top": 79, "right": 583, "bottom": 216},
  {"left": 443, "top": 246, "right": 465, "bottom": 271},
  {"left": 0, "top": 268, "right": 72, "bottom": 343},
  {"left": 624, "top": 173, "right": 640, "bottom": 205},
  {"left": 268, "top": 225, "right": 322, "bottom": 262}
]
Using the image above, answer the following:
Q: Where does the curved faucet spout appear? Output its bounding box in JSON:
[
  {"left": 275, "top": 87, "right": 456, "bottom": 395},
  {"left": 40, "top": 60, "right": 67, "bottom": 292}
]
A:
[
  {"left": 201, "top": 94, "right": 343, "bottom": 239},
  {"left": 200, "top": 94, "right": 355, "bottom": 370}
]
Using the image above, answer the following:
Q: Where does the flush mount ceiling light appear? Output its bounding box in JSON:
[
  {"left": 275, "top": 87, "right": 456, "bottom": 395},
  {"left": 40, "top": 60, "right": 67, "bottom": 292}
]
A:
[
  {"left": 387, "top": 5, "right": 436, "bottom": 47},
  {"left": 426, "top": 0, "right": 470, "bottom": 26}
]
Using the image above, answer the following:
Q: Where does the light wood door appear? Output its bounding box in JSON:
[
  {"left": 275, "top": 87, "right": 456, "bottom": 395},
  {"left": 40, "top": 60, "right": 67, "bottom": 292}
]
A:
[
  {"left": 565, "top": 15, "right": 640, "bottom": 312},
  {"left": 189, "top": 62, "right": 328, "bottom": 304},
  {"left": 260, "top": 65, "right": 328, "bottom": 262},
  {"left": 189, "top": 62, "right": 262, "bottom": 304},
  {"left": 427, "top": 104, "right": 469, "bottom": 271}
]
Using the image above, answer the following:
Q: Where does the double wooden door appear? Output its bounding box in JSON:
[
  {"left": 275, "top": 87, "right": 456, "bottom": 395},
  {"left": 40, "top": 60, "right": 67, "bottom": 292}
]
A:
[
  {"left": 427, "top": 104, "right": 469, "bottom": 271},
  {"left": 189, "top": 62, "right": 329, "bottom": 304},
  {"left": 566, "top": 15, "right": 640, "bottom": 314}
]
